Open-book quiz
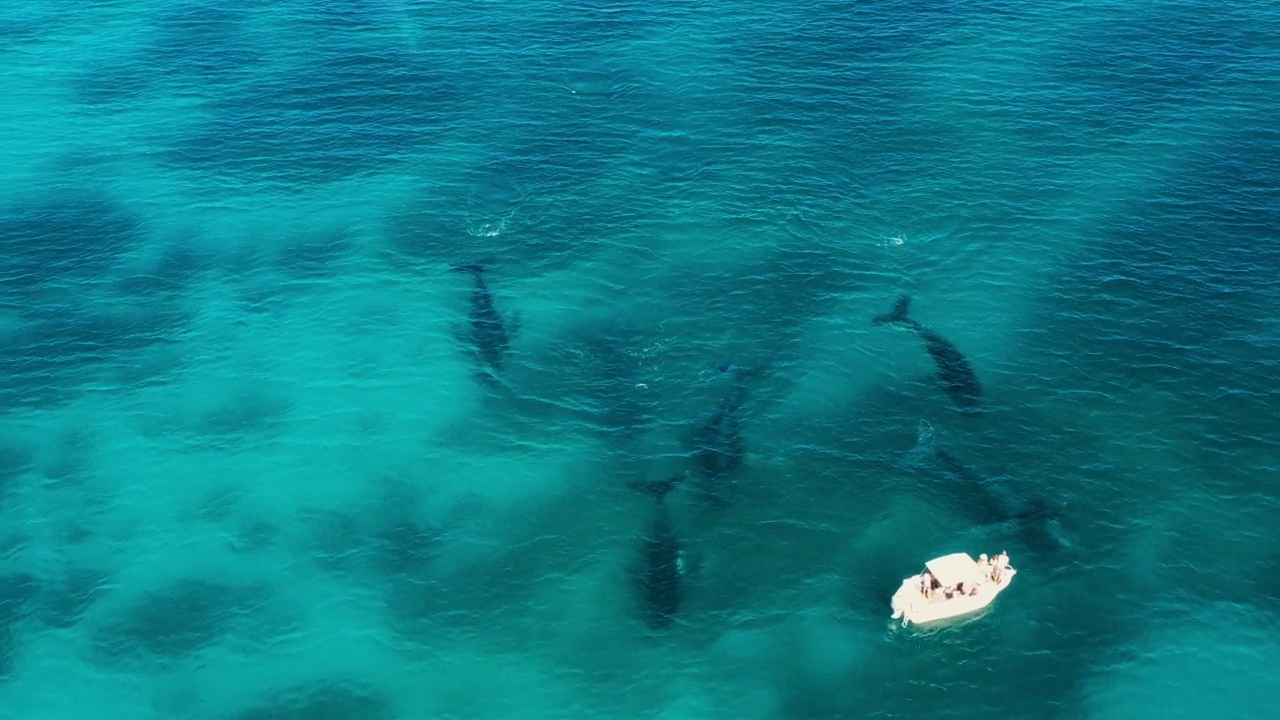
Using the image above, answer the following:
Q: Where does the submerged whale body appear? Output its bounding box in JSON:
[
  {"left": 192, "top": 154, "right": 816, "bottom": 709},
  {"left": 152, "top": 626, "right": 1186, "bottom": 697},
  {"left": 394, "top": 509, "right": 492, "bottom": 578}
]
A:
[
  {"left": 907, "top": 420, "right": 1072, "bottom": 552},
  {"left": 450, "top": 257, "right": 518, "bottom": 380},
  {"left": 634, "top": 476, "right": 687, "bottom": 629},
  {"left": 874, "top": 295, "right": 981, "bottom": 411},
  {"left": 688, "top": 362, "right": 761, "bottom": 507}
]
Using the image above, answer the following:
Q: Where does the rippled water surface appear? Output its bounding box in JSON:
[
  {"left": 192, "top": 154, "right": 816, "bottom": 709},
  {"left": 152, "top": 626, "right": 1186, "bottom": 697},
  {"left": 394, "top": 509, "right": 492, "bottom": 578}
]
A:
[{"left": 1, "top": 1, "right": 1277, "bottom": 718}]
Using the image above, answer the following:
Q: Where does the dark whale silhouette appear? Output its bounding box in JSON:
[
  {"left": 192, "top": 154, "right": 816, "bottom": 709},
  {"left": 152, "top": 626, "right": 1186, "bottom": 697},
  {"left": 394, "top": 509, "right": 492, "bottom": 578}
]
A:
[
  {"left": 687, "top": 362, "right": 761, "bottom": 507},
  {"left": 906, "top": 420, "right": 1071, "bottom": 552},
  {"left": 873, "top": 295, "right": 981, "bottom": 411},
  {"left": 633, "top": 476, "right": 687, "bottom": 629},
  {"left": 450, "top": 258, "right": 518, "bottom": 379}
]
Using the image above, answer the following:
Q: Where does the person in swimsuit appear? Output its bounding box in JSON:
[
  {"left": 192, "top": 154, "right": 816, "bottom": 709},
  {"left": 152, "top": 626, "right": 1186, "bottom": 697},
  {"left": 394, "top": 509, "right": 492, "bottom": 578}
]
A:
[{"left": 993, "top": 551, "right": 1010, "bottom": 583}]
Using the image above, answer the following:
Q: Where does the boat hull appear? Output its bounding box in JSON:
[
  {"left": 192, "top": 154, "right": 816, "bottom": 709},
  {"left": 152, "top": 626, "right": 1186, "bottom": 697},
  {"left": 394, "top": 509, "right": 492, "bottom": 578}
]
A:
[{"left": 890, "top": 568, "right": 1015, "bottom": 627}]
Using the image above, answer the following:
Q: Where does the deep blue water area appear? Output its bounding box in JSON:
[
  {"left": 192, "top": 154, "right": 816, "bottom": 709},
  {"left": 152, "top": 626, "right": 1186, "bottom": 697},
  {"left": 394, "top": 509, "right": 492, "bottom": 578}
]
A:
[{"left": 1, "top": 1, "right": 1277, "bottom": 718}]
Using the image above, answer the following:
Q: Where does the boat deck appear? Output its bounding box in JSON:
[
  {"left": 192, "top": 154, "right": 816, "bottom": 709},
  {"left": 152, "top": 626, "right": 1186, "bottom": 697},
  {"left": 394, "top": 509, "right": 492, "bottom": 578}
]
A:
[{"left": 891, "top": 553, "right": 1016, "bottom": 627}]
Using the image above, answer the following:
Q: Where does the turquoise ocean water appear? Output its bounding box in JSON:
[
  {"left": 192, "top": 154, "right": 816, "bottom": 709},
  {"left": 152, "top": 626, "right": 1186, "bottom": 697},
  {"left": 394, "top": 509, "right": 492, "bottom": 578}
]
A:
[{"left": 1, "top": 0, "right": 1278, "bottom": 717}]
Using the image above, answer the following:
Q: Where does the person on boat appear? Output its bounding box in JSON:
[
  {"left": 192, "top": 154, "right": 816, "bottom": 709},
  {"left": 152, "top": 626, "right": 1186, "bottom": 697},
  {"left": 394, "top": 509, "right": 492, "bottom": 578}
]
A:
[
  {"left": 978, "top": 553, "right": 991, "bottom": 578},
  {"left": 993, "top": 551, "right": 1010, "bottom": 583}
]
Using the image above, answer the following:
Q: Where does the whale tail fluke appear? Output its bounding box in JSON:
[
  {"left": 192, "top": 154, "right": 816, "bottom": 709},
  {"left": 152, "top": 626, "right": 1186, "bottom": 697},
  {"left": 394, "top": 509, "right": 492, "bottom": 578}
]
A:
[
  {"left": 628, "top": 475, "right": 683, "bottom": 504},
  {"left": 650, "top": 476, "right": 681, "bottom": 504},
  {"left": 449, "top": 255, "right": 498, "bottom": 275},
  {"left": 873, "top": 294, "right": 913, "bottom": 326},
  {"left": 714, "top": 358, "right": 769, "bottom": 382}
]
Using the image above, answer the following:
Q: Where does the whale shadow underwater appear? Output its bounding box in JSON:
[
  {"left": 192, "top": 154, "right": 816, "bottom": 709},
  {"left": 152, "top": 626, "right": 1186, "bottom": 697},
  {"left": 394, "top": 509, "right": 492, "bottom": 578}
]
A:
[
  {"left": 874, "top": 295, "right": 982, "bottom": 412},
  {"left": 450, "top": 257, "right": 520, "bottom": 386},
  {"left": 904, "top": 420, "right": 1074, "bottom": 554},
  {"left": 683, "top": 361, "right": 769, "bottom": 510},
  {"left": 629, "top": 476, "right": 690, "bottom": 629}
]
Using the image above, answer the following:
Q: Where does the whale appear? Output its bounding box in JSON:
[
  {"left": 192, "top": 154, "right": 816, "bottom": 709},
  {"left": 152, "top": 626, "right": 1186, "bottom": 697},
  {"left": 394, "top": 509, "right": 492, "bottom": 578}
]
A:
[
  {"left": 906, "top": 420, "right": 1072, "bottom": 552},
  {"left": 687, "top": 362, "right": 762, "bottom": 507},
  {"left": 874, "top": 295, "right": 981, "bottom": 411},
  {"left": 450, "top": 258, "right": 519, "bottom": 380},
  {"left": 633, "top": 476, "right": 688, "bottom": 629}
]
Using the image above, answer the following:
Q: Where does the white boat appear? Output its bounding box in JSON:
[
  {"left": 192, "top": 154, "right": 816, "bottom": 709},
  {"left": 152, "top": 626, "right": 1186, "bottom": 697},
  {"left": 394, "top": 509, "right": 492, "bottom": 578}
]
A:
[{"left": 890, "top": 551, "right": 1016, "bottom": 627}]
